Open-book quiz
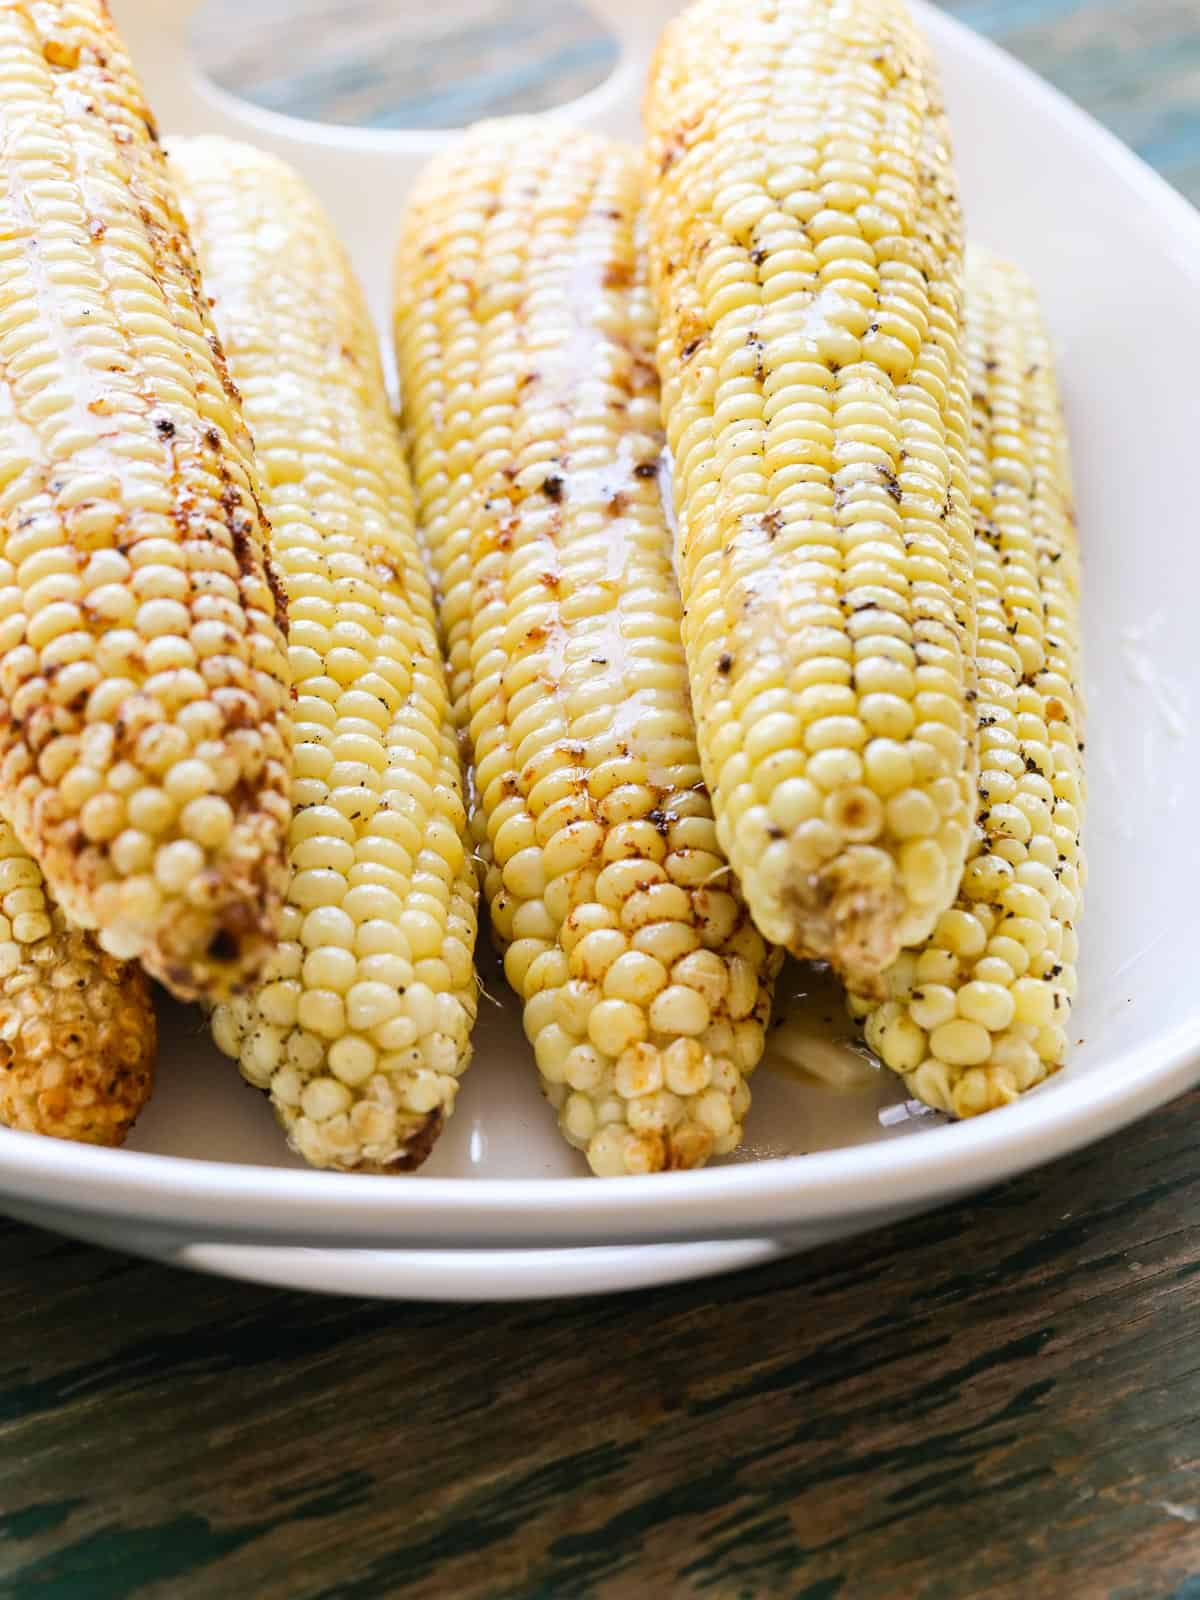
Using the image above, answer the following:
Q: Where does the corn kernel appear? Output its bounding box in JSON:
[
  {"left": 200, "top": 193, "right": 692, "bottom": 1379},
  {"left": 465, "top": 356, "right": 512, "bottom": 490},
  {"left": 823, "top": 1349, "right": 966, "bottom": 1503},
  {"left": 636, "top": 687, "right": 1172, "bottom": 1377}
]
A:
[
  {"left": 910, "top": 984, "right": 957, "bottom": 1031},
  {"left": 588, "top": 999, "right": 648, "bottom": 1058},
  {"left": 956, "top": 981, "right": 1016, "bottom": 1032},
  {"left": 929, "top": 1019, "right": 993, "bottom": 1068},
  {"left": 603, "top": 951, "right": 668, "bottom": 1005},
  {"left": 649, "top": 985, "right": 711, "bottom": 1038}
]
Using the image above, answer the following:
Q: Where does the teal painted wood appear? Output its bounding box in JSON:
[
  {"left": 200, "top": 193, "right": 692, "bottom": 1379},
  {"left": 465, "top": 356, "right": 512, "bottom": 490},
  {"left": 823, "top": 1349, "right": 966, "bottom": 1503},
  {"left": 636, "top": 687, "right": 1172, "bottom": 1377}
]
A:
[
  {"left": 193, "top": 0, "right": 1200, "bottom": 204},
  {"left": 1, "top": 5, "right": 1198, "bottom": 1598},
  {"left": 940, "top": 0, "right": 1200, "bottom": 203},
  {"left": 192, "top": 0, "right": 621, "bottom": 129}
]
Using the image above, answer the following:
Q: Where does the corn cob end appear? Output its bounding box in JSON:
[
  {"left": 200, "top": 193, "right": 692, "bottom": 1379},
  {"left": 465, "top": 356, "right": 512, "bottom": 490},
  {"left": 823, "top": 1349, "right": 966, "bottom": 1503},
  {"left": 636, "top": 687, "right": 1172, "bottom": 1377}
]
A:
[
  {"left": 212, "top": 985, "right": 474, "bottom": 1173},
  {"left": 768, "top": 850, "right": 905, "bottom": 995},
  {"left": 0, "top": 918, "right": 155, "bottom": 1146},
  {"left": 11, "top": 762, "right": 293, "bottom": 1002}
]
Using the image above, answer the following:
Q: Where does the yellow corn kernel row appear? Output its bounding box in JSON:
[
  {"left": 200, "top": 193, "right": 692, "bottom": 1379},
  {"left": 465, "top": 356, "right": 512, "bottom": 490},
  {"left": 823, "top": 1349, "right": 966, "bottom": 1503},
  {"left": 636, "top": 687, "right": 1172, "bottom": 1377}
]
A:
[
  {"left": 0, "top": 0, "right": 291, "bottom": 1000},
  {"left": 643, "top": 0, "right": 977, "bottom": 993},
  {"left": 395, "top": 121, "right": 781, "bottom": 1176},
  {"left": 0, "top": 815, "right": 154, "bottom": 1144},
  {"left": 852, "top": 248, "right": 1085, "bottom": 1115},
  {"left": 173, "top": 138, "right": 478, "bottom": 1172}
]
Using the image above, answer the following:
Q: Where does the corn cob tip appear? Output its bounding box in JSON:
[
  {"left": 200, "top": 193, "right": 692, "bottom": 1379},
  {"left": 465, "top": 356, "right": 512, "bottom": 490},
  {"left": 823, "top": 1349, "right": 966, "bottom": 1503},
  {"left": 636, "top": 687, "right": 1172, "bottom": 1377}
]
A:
[
  {"left": 346, "top": 1105, "right": 446, "bottom": 1174},
  {"left": 213, "top": 983, "right": 472, "bottom": 1174},
  {"left": 771, "top": 849, "right": 903, "bottom": 994},
  {"left": 214, "top": 959, "right": 462, "bottom": 1171},
  {"left": 539, "top": 1022, "right": 776, "bottom": 1177},
  {"left": 0, "top": 920, "right": 156, "bottom": 1146},
  {"left": 559, "top": 1041, "right": 758, "bottom": 1177},
  {"left": 88, "top": 841, "right": 291, "bottom": 1000}
]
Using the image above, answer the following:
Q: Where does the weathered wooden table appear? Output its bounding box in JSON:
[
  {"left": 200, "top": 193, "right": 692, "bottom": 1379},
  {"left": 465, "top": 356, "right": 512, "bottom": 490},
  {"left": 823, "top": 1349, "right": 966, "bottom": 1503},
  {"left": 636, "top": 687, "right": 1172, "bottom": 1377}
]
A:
[{"left": 2, "top": 5, "right": 1198, "bottom": 1596}]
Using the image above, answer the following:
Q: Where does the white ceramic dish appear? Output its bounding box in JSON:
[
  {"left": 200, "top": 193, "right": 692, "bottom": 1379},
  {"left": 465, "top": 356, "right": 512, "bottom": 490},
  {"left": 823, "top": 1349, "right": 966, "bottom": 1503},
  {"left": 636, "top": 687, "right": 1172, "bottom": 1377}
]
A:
[{"left": 0, "top": 0, "right": 1196, "bottom": 1301}]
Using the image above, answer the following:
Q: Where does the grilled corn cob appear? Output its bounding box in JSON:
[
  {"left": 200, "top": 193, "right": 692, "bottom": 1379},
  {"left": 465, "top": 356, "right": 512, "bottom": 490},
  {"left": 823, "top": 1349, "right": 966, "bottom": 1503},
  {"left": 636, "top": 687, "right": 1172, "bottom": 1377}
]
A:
[
  {"left": 0, "top": 816, "right": 154, "bottom": 1145},
  {"left": 644, "top": 0, "right": 976, "bottom": 992},
  {"left": 851, "top": 249, "right": 1084, "bottom": 1115},
  {"left": 174, "top": 138, "right": 478, "bottom": 1172},
  {"left": 395, "top": 121, "right": 780, "bottom": 1175},
  {"left": 0, "top": 0, "right": 291, "bottom": 999}
]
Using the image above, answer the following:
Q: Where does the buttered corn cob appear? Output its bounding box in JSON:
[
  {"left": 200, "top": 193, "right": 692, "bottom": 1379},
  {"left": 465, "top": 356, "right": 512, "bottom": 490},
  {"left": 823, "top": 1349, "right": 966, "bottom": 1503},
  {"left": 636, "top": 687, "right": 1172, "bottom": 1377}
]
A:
[
  {"left": 173, "top": 138, "right": 479, "bottom": 1173},
  {"left": 852, "top": 249, "right": 1084, "bottom": 1115},
  {"left": 644, "top": 0, "right": 976, "bottom": 992},
  {"left": 0, "top": 816, "right": 154, "bottom": 1145},
  {"left": 395, "top": 121, "right": 780, "bottom": 1176},
  {"left": 0, "top": 0, "right": 291, "bottom": 999}
]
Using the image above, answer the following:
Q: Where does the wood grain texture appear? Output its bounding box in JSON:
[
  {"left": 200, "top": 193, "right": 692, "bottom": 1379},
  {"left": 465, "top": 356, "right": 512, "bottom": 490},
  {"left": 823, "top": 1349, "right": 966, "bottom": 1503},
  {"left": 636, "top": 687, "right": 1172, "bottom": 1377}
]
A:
[
  {"left": 2, "top": 4, "right": 1198, "bottom": 1597},
  {"left": 6, "top": 1094, "right": 1200, "bottom": 1598}
]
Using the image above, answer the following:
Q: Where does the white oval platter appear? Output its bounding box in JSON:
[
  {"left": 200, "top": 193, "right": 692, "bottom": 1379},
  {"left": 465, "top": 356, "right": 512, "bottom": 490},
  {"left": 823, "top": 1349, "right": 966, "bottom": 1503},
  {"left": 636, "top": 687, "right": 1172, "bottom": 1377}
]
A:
[{"left": 0, "top": 0, "right": 1196, "bottom": 1299}]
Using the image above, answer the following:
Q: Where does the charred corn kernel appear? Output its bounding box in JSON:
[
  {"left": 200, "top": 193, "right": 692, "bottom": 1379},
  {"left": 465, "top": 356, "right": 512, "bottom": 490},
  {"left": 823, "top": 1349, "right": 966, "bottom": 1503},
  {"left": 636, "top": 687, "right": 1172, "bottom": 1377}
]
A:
[
  {"left": 0, "top": 1, "right": 291, "bottom": 998},
  {"left": 644, "top": 0, "right": 976, "bottom": 991},
  {"left": 395, "top": 120, "right": 781, "bottom": 1175},
  {"left": 0, "top": 817, "right": 154, "bottom": 1144},
  {"left": 853, "top": 248, "right": 1085, "bottom": 1116},
  {"left": 176, "top": 138, "right": 477, "bottom": 1172}
]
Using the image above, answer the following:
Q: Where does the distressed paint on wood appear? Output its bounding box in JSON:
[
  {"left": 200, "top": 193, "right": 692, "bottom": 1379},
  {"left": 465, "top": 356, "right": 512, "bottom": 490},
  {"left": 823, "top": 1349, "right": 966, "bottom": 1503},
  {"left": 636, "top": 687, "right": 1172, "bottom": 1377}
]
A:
[
  {"left": 192, "top": 0, "right": 620, "bottom": 129},
  {"left": 192, "top": 0, "right": 1200, "bottom": 203}
]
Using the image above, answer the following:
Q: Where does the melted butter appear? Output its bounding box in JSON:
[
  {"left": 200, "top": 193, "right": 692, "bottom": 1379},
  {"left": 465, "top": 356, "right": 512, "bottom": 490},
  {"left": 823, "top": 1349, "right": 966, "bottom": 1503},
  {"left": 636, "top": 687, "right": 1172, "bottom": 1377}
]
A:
[
  {"left": 740, "top": 959, "right": 950, "bottom": 1157},
  {"left": 530, "top": 228, "right": 689, "bottom": 797},
  {"left": 544, "top": 617, "right": 569, "bottom": 687},
  {"left": 797, "top": 283, "right": 857, "bottom": 342},
  {"left": 768, "top": 1033, "right": 880, "bottom": 1095},
  {"left": 1120, "top": 621, "right": 1187, "bottom": 739},
  {"left": 17, "top": 81, "right": 166, "bottom": 472},
  {"left": 659, "top": 446, "right": 681, "bottom": 578},
  {"left": 8, "top": 175, "right": 112, "bottom": 466},
  {"left": 528, "top": 246, "right": 633, "bottom": 734},
  {"left": 763, "top": 962, "right": 882, "bottom": 1096},
  {"left": 607, "top": 694, "right": 676, "bottom": 791}
]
